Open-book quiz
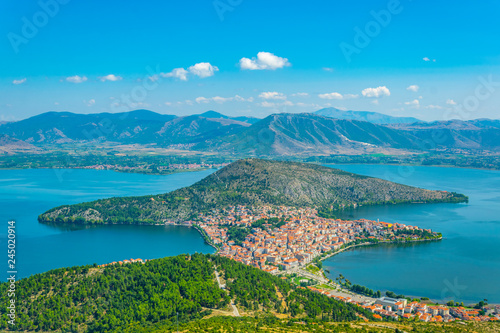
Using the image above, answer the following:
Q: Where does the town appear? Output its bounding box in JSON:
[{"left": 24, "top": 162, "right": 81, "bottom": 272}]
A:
[{"left": 180, "top": 205, "right": 500, "bottom": 323}]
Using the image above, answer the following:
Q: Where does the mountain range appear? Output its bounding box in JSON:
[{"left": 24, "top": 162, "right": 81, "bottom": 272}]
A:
[
  {"left": 1, "top": 109, "right": 499, "bottom": 155},
  {"left": 314, "top": 107, "right": 422, "bottom": 124}
]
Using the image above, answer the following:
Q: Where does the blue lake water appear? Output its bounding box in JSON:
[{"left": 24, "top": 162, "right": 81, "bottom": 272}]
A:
[
  {"left": 0, "top": 165, "right": 498, "bottom": 304},
  {"left": 323, "top": 164, "right": 500, "bottom": 304},
  {"left": 0, "top": 168, "right": 215, "bottom": 280}
]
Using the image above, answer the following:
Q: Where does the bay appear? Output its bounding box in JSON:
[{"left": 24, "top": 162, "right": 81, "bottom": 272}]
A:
[
  {"left": 0, "top": 168, "right": 216, "bottom": 280},
  {"left": 323, "top": 164, "right": 500, "bottom": 304}
]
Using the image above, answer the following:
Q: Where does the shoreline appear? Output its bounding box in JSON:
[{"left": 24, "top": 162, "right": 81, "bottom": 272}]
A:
[{"left": 2, "top": 160, "right": 500, "bottom": 174}]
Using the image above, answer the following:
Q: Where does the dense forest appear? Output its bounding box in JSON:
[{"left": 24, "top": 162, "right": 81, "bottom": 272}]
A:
[
  {"left": 38, "top": 159, "right": 468, "bottom": 225},
  {"left": 0, "top": 254, "right": 374, "bottom": 332}
]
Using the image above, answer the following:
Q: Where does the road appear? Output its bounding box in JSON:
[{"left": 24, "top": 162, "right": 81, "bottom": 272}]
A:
[{"left": 214, "top": 266, "right": 240, "bottom": 317}]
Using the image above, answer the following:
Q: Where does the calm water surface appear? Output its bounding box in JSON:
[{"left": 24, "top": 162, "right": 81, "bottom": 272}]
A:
[
  {"left": 323, "top": 164, "right": 500, "bottom": 304},
  {"left": 1, "top": 165, "right": 498, "bottom": 304},
  {"left": 0, "top": 168, "right": 215, "bottom": 279}
]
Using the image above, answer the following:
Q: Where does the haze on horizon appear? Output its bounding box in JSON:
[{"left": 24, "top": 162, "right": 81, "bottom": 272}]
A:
[{"left": 1, "top": 0, "right": 500, "bottom": 122}]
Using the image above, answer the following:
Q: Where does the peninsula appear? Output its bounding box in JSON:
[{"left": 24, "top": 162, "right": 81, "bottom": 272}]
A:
[{"left": 38, "top": 158, "right": 467, "bottom": 225}]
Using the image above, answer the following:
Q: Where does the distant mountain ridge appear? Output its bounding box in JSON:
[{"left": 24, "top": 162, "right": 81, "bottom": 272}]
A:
[
  {"left": 0, "top": 110, "right": 255, "bottom": 145},
  {"left": 1, "top": 109, "right": 500, "bottom": 154},
  {"left": 314, "top": 107, "right": 422, "bottom": 124}
]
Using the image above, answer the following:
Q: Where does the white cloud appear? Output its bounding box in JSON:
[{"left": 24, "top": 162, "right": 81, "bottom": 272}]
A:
[
  {"left": 361, "top": 86, "right": 391, "bottom": 98},
  {"left": 12, "top": 78, "right": 26, "bottom": 85},
  {"left": 164, "top": 102, "right": 172, "bottom": 106},
  {"left": 259, "top": 100, "right": 293, "bottom": 108},
  {"left": 318, "top": 92, "right": 343, "bottom": 100},
  {"left": 188, "top": 62, "right": 219, "bottom": 78},
  {"left": 446, "top": 99, "right": 457, "bottom": 105},
  {"left": 84, "top": 99, "right": 95, "bottom": 106},
  {"left": 259, "top": 91, "right": 287, "bottom": 100},
  {"left": 239, "top": 52, "right": 291, "bottom": 70},
  {"left": 159, "top": 62, "right": 218, "bottom": 81},
  {"left": 404, "top": 99, "right": 420, "bottom": 108},
  {"left": 406, "top": 85, "right": 419, "bottom": 92},
  {"left": 425, "top": 104, "right": 443, "bottom": 109},
  {"left": 161, "top": 68, "right": 189, "bottom": 81},
  {"left": 195, "top": 95, "right": 253, "bottom": 104},
  {"left": 195, "top": 97, "right": 210, "bottom": 104},
  {"left": 318, "top": 92, "right": 359, "bottom": 100},
  {"left": 291, "top": 92, "right": 309, "bottom": 97},
  {"left": 99, "top": 74, "right": 122, "bottom": 82},
  {"left": 371, "top": 99, "right": 379, "bottom": 105},
  {"left": 66, "top": 75, "right": 87, "bottom": 83},
  {"left": 423, "top": 57, "right": 436, "bottom": 62},
  {"left": 322, "top": 67, "right": 334, "bottom": 72}
]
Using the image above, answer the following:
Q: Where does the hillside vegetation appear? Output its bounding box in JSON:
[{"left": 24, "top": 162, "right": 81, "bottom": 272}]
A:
[
  {"left": 0, "top": 254, "right": 372, "bottom": 332},
  {"left": 38, "top": 159, "right": 467, "bottom": 225}
]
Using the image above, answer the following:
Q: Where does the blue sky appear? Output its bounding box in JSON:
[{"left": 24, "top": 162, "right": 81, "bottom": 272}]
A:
[{"left": 1, "top": 0, "right": 500, "bottom": 121}]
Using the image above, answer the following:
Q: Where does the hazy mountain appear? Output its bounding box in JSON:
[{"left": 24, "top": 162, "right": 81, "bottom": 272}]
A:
[
  {"left": 39, "top": 158, "right": 467, "bottom": 224},
  {"left": 389, "top": 119, "right": 500, "bottom": 151},
  {"left": 0, "top": 110, "right": 250, "bottom": 145},
  {"left": 2, "top": 110, "right": 499, "bottom": 154},
  {"left": 203, "top": 113, "right": 423, "bottom": 155},
  {"left": 0, "top": 134, "right": 39, "bottom": 153},
  {"left": 314, "top": 108, "right": 422, "bottom": 124},
  {"left": 198, "top": 110, "right": 261, "bottom": 124}
]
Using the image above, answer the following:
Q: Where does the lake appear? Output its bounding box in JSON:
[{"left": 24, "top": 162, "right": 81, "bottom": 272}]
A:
[
  {"left": 1, "top": 165, "right": 498, "bottom": 304},
  {"left": 323, "top": 164, "right": 500, "bottom": 304},
  {"left": 0, "top": 168, "right": 215, "bottom": 280}
]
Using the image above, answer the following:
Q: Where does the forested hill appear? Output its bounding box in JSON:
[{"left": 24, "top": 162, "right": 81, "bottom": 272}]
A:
[
  {"left": 38, "top": 159, "right": 467, "bottom": 225},
  {"left": 0, "top": 254, "right": 372, "bottom": 332}
]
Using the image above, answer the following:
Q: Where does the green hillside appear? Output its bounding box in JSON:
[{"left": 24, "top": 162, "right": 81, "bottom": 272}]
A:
[
  {"left": 38, "top": 159, "right": 467, "bottom": 225},
  {"left": 0, "top": 254, "right": 371, "bottom": 332}
]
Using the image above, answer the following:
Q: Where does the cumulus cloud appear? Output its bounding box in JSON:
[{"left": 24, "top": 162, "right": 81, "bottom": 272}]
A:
[
  {"left": 66, "top": 75, "right": 87, "bottom": 83},
  {"left": 239, "top": 52, "right": 291, "bottom": 70},
  {"left": 195, "top": 97, "right": 210, "bottom": 104},
  {"left": 188, "top": 62, "right": 219, "bottom": 78},
  {"left": 291, "top": 92, "right": 309, "bottom": 97},
  {"left": 99, "top": 74, "right": 122, "bottom": 82},
  {"left": 361, "top": 86, "right": 391, "bottom": 98},
  {"left": 318, "top": 92, "right": 359, "bottom": 100},
  {"left": 446, "top": 99, "right": 457, "bottom": 105},
  {"left": 259, "top": 92, "right": 287, "bottom": 100},
  {"left": 259, "top": 100, "right": 293, "bottom": 108},
  {"left": 195, "top": 95, "right": 253, "bottom": 104},
  {"left": 423, "top": 57, "right": 436, "bottom": 62},
  {"left": 161, "top": 68, "right": 189, "bottom": 81},
  {"left": 158, "top": 62, "right": 218, "bottom": 81},
  {"left": 318, "top": 92, "right": 343, "bottom": 100},
  {"left": 12, "top": 78, "right": 26, "bottom": 85},
  {"left": 405, "top": 99, "right": 420, "bottom": 108},
  {"left": 84, "top": 99, "right": 95, "bottom": 106},
  {"left": 406, "top": 85, "right": 419, "bottom": 92}
]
